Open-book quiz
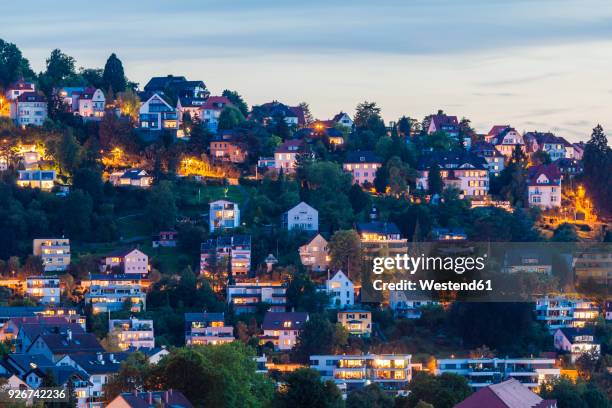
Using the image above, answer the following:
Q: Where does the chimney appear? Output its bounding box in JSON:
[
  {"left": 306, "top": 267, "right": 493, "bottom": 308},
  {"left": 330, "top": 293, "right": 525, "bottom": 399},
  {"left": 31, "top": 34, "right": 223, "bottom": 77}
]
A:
[{"left": 66, "top": 329, "right": 72, "bottom": 341}]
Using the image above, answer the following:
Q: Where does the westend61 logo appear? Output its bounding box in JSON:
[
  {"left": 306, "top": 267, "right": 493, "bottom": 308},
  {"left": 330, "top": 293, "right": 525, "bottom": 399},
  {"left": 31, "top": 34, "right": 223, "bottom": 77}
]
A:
[{"left": 372, "top": 253, "right": 488, "bottom": 275}]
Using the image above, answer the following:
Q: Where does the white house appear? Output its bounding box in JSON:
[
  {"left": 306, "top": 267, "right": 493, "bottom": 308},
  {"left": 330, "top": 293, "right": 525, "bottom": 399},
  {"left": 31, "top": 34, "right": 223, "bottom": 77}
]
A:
[
  {"left": 325, "top": 270, "right": 354, "bottom": 308},
  {"left": 332, "top": 112, "right": 353, "bottom": 129},
  {"left": 274, "top": 139, "right": 310, "bottom": 173},
  {"left": 490, "top": 127, "right": 525, "bottom": 159},
  {"left": 535, "top": 296, "right": 599, "bottom": 331},
  {"left": 5, "top": 80, "right": 36, "bottom": 101},
  {"left": 26, "top": 276, "right": 60, "bottom": 304},
  {"left": 100, "top": 248, "right": 149, "bottom": 275},
  {"left": 139, "top": 93, "right": 179, "bottom": 131},
  {"left": 260, "top": 312, "right": 308, "bottom": 350},
  {"left": 554, "top": 327, "right": 600, "bottom": 362},
  {"left": 527, "top": 164, "right": 562, "bottom": 209},
  {"left": 109, "top": 317, "right": 155, "bottom": 350},
  {"left": 33, "top": 238, "right": 70, "bottom": 272},
  {"left": 209, "top": 200, "right": 240, "bottom": 233},
  {"left": 109, "top": 169, "right": 153, "bottom": 188},
  {"left": 11, "top": 92, "right": 47, "bottom": 126},
  {"left": 282, "top": 202, "right": 318, "bottom": 231},
  {"left": 77, "top": 88, "right": 105, "bottom": 119},
  {"left": 416, "top": 151, "right": 489, "bottom": 197}
]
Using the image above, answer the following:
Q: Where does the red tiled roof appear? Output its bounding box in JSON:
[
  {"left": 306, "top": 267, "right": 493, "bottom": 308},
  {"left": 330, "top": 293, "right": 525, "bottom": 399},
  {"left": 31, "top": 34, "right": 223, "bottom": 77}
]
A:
[
  {"left": 488, "top": 125, "right": 511, "bottom": 137},
  {"left": 455, "top": 379, "right": 555, "bottom": 408},
  {"left": 201, "top": 96, "right": 233, "bottom": 111},
  {"left": 431, "top": 113, "right": 458, "bottom": 129}
]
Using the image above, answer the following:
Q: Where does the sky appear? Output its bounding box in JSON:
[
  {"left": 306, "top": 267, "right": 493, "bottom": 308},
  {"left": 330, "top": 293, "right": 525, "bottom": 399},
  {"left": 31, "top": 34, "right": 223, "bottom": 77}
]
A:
[{"left": 4, "top": 0, "right": 612, "bottom": 142}]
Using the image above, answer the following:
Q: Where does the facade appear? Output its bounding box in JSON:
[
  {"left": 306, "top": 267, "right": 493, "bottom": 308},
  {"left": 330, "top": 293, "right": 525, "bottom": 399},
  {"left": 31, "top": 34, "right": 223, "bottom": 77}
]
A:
[
  {"left": 139, "top": 93, "right": 179, "bottom": 131},
  {"left": 527, "top": 164, "right": 562, "bottom": 209},
  {"left": 109, "top": 169, "right": 153, "bottom": 188},
  {"left": 435, "top": 357, "right": 560, "bottom": 390},
  {"left": 299, "top": 233, "right": 329, "bottom": 272},
  {"left": 274, "top": 139, "right": 310, "bottom": 173},
  {"left": 310, "top": 354, "right": 412, "bottom": 392},
  {"left": 337, "top": 310, "right": 371, "bottom": 336},
  {"left": 184, "top": 312, "right": 234, "bottom": 346},
  {"left": 426, "top": 111, "right": 459, "bottom": 139},
  {"left": 200, "top": 96, "right": 233, "bottom": 132},
  {"left": 209, "top": 200, "right": 240, "bottom": 232},
  {"left": 357, "top": 221, "right": 408, "bottom": 263},
  {"left": 227, "top": 282, "right": 287, "bottom": 314},
  {"left": 86, "top": 284, "right": 146, "bottom": 314},
  {"left": 343, "top": 151, "right": 382, "bottom": 185},
  {"left": 101, "top": 248, "right": 149, "bottom": 275},
  {"left": 325, "top": 270, "right": 354, "bottom": 308},
  {"left": 502, "top": 249, "right": 553, "bottom": 274},
  {"left": 430, "top": 227, "right": 467, "bottom": 241},
  {"left": 109, "top": 318, "right": 155, "bottom": 350},
  {"left": 26, "top": 276, "right": 60, "bottom": 304},
  {"left": 471, "top": 141, "right": 505, "bottom": 176},
  {"left": 251, "top": 101, "right": 305, "bottom": 126},
  {"left": 553, "top": 327, "right": 600, "bottom": 362},
  {"left": 17, "top": 170, "right": 56, "bottom": 190},
  {"left": 535, "top": 296, "right": 599, "bottom": 330},
  {"left": 33, "top": 238, "right": 70, "bottom": 272},
  {"left": 260, "top": 312, "right": 308, "bottom": 350},
  {"left": 200, "top": 235, "right": 251, "bottom": 276},
  {"left": 76, "top": 88, "right": 105, "bottom": 119},
  {"left": 210, "top": 131, "right": 247, "bottom": 163},
  {"left": 490, "top": 127, "right": 525, "bottom": 159},
  {"left": 332, "top": 111, "right": 353, "bottom": 128},
  {"left": 11, "top": 92, "right": 48, "bottom": 126},
  {"left": 416, "top": 151, "right": 489, "bottom": 197},
  {"left": 574, "top": 249, "right": 612, "bottom": 287},
  {"left": 282, "top": 202, "right": 319, "bottom": 231},
  {"left": 524, "top": 132, "right": 573, "bottom": 160}
]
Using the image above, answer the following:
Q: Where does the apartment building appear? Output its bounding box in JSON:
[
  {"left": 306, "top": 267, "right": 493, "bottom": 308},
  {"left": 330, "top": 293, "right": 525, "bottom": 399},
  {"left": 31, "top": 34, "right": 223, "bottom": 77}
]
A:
[
  {"left": 184, "top": 312, "right": 234, "bottom": 346},
  {"left": 357, "top": 220, "right": 408, "bottom": 263},
  {"left": 33, "top": 238, "right": 70, "bottom": 272},
  {"left": 435, "top": 357, "right": 560, "bottom": 390},
  {"left": 200, "top": 235, "right": 251, "bottom": 276},
  {"left": 17, "top": 170, "right": 56, "bottom": 190},
  {"left": 209, "top": 200, "right": 240, "bottom": 233},
  {"left": 85, "top": 277, "right": 146, "bottom": 314},
  {"left": 342, "top": 151, "right": 382, "bottom": 185},
  {"left": 109, "top": 317, "right": 155, "bottom": 350},
  {"left": 26, "top": 276, "right": 60, "bottom": 304},
  {"left": 554, "top": 327, "right": 600, "bottom": 363},
  {"left": 226, "top": 282, "right": 287, "bottom": 315},
  {"left": 310, "top": 354, "right": 412, "bottom": 393},
  {"left": 260, "top": 312, "right": 308, "bottom": 350},
  {"left": 337, "top": 310, "right": 372, "bottom": 337},
  {"left": 535, "top": 296, "right": 599, "bottom": 330}
]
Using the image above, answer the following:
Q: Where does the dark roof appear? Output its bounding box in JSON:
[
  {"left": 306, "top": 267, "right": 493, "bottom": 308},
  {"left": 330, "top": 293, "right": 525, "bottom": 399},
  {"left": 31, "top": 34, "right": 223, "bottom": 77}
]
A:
[
  {"left": 356, "top": 221, "right": 401, "bottom": 235},
  {"left": 28, "top": 365, "right": 90, "bottom": 387},
  {"left": 0, "top": 306, "right": 47, "bottom": 318},
  {"left": 178, "top": 96, "right": 207, "bottom": 108},
  {"left": 344, "top": 151, "right": 381, "bottom": 164},
  {"left": 429, "top": 113, "right": 458, "bottom": 130},
  {"left": 5, "top": 353, "right": 55, "bottom": 373},
  {"left": 185, "top": 312, "right": 225, "bottom": 329},
  {"left": 34, "top": 333, "right": 104, "bottom": 355},
  {"left": 121, "top": 169, "right": 149, "bottom": 180},
  {"left": 417, "top": 150, "right": 488, "bottom": 171},
  {"left": 527, "top": 164, "right": 561, "bottom": 186},
  {"left": 275, "top": 139, "right": 307, "bottom": 154},
  {"left": 116, "top": 390, "right": 194, "bottom": 408},
  {"left": 332, "top": 112, "right": 349, "bottom": 122},
  {"left": 254, "top": 101, "right": 305, "bottom": 125},
  {"left": 69, "top": 352, "right": 130, "bottom": 375},
  {"left": 524, "top": 131, "right": 572, "bottom": 148},
  {"left": 201, "top": 235, "right": 251, "bottom": 252},
  {"left": 143, "top": 75, "right": 187, "bottom": 92},
  {"left": 455, "top": 379, "right": 555, "bottom": 408},
  {"left": 558, "top": 327, "right": 595, "bottom": 342},
  {"left": 487, "top": 125, "right": 511, "bottom": 137},
  {"left": 8, "top": 80, "right": 35, "bottom": 91},
  {"left": 471, "top": 141, "right": 504, "bottom": 157},
  {"left": 16, "top": 92, "right": 46, "bottom": 103},
  {"left": 262, "top": 312, "right": 308, "bottom": 331}
]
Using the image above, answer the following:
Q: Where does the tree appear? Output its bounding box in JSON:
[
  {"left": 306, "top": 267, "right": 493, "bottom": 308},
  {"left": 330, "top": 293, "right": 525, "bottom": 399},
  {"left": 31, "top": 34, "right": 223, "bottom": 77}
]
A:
[
  {"left": 217, "top": 106, "right": 245, "bottom": 130},
  {"left": 0, "top": 39, "right": 34, "bottom": 87},
  {"left": 102, "top": 53, "right": 127, "bottom": 93},
  {"left": 294, "top": 314, "right": 348, "bottom": 362},
  {"left": 222, "top": 89, "right": 249, "bottom": 117},
  {"left": 287, "top": 274, "right": 330, "bottom": 313},
  {"left": 328, "top": 230, "right": 362, "bottom": 279},
  {"left": 386, "top": 156, "right": 415, "bottom": 197},
  {"left": 272, "top": 368, "right": 344, "bottom": 408},
  {"left": 532, "top": 150, "right": 552, "bottom": 165},
  {"left": 346, "top": 383, "right": 393, "bottom": 408},
  {"left": 552, "top": 223, "right": 579, "bottom": 242},
  {"left": 116, "top": 89, "right": 141, "bottom": 122},
  {"left": 428, "top": 164, "right": 443, "bottom": 195},
  {"left": 298, "top": 102, "right": 314, "bottom": 125},
  {"left": 104, "top": 352, "right": 151, "bottom": 402},
  {"left": 145, "top": 181, "right": 177, "bottom": 231},
  {"left": 405, "top": 372, "right": 472, "bottom": 408},
  {"left": 354, "top": 101, "right": 382, "bottom": 130},
  {"left": 41, "top": 49, "right": 76, "bottom": 93},
  {"left": 80, "top": 67, "right": 104, "bottom": 88},
  {"left": 583, "top": 124, "right": 612, "bottom": 216},
  {"left": 61, "top": 189, "right": 93, "bottom": 239}
]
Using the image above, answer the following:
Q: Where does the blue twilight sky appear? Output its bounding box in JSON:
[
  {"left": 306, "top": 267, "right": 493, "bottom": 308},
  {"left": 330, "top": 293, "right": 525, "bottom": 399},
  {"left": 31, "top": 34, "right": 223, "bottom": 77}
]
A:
[{"left": 4, "top": 0, "right": 612, "bottom": 141}]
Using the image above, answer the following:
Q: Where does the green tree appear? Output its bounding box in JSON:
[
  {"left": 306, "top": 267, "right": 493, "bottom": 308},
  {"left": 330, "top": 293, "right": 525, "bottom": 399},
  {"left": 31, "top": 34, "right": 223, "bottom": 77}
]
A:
[
  {"left": 294, "top": 314, "right": 348, "bottom": 362},
  {"left": 104, "top": 352, "right": 151, "bottom": 402},
  {"left": 428, "top": 164, "right": 443, "bottom": 195},
  {"left": 406, "top": 372, "right": 472, "bottom": 408},
  {"left": 62, "top": 189, "right": 93, "bottom": 239},
  {"left": 583, "top": 124, "right": 612, "bottom": 216},
  {"left": 0, "top": 39, "right": 34, "bottom": 87},
  {"left": 217, "top": 106, "right": 245, "bottom": 130},
  {"left": 354, "top": 101, "right": 384, "bottom": 134},
  {"left": 102, "top": 53, "right": 127, "bottom": 93},
  {"left": 145, "top": 181, "right": 177, "bottom": 231},
  {"left": 328, "top": 230, "right": 362, "bottom": 279},
  {"left": 346, "top": 383, "right": 393, "bottom": 408},
  {"left": 222, "top": 89, "right": 249, "bottom": 117},
  {"left": 287, "top": 273, "right": 330, "bottom": 313},
  {"left": 273, "top": 368, "right": 344, "bottom": 408},
  {"left": 552, "top": 223, "right": 579, "bottom": 242}
]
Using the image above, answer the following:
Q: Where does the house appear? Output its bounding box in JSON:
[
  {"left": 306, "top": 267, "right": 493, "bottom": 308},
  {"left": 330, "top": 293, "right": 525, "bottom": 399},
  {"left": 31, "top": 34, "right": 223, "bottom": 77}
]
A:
[
  {"left": 210, "top": 130, "right": 247, "bottom": 163},
  {"left": 109, "top": 169, "right": 153, "bottom": 188},
  {"left": 260, "top": 312, "right": 308, "bottom": 350},
  {"left": 251, "top": 101, "right": 305, "bottom": 126},
  {"left": 2, "top": 353, "right": 56, "bottom": 379},
  {"left": 17, "top": 169, "right": 56, "bottom": 190},
  {"left": 299, "top": 233, "right": 330, "bottom": 272},
  {"left": 26, "top": 276, "right": 60, "bottom": 304},
  {"left": 527, "top": 164, "right": 562, "bottom": 209},
  {"left": 524, "top": 132, "right": 573, "bottom": 160},
  {"left": 200, "top": 235, "right": 251, "bottom": 276},
  {"left": 535, "top": 296, "right": 599, "bottom": 330},
  {"left": 76, "top": 87, "right": 105, "bottom": 119},
  {"left": 332, "top": 112, "right": 353, "bottom": 129},
  {"left": 471, "top": 141, "right": 506, "bottom": 176},
  {"left": 484, "top": 125, "right": 511, "bottom": 143},
  {"left": 436, "top": 357, "right": 560, "bottom": 390},
  {"left": 337, "top": 310, "right": 371, "bottom": 336},
  {"left": 152, "top": 231, "right": 177, "bottom": 247},
  {"left": 177, "top": 96, "right": 207, "bottom": 121},
  {"left": 454, "top": 378, "right": 558, "bottom": 408},
  {"left": 553, "top": 158, "right": 583, "bottom": 179},
  {"left": 502, "top": 249, "right": 553, "bottom": 274},
  {"left": 109, "top": 317, "right": 155, "bottom": 350},
  {"left": 0, "top": 307, "right": 84, "bottom": 331},
  {"left": 343, "top": 151, "right": 382, "bottom": 185},
  {"left": 26, "top": 329, "right": 104, "bottom": 362},
  {"left": 101, "top": 248, "right": 149, "bottom": 275},
  {"left": 184, "top": 312, "right": 234, "bottom": 346},
  {"left": 553, "top": 327, "right": 600, "bottom": 362},
  {"left": 430, "top": 227, "right": 467, "bottom": 241},
  {"left": 426, "top": 111, "right": 459, "bottom": 139},
  {"left": 357, "top": 220, "right": 408, "bottom": 263},
  {"left": 139, "top": 93, "right": 179, "bottom": 131},
  {"left": 389, "top": 291, "right": 438, "bottom": 319},
  {"left": 57, "top": 351, "right": 129, "bottom": 406},
  {"left": 574, "top": 249, "right": 612, "bottom": 287},
  {"left": 416, "top": 151, "right": 489, "bottom": 197},
  {"left": 309, "top": 354, "right": 412, "bottom": 393},
  {"left": 5, "top": 80, "right": 36, "bottom": 101},
  {"left": 22, "top": 364, "right": 91, "bottom": 405},
  {"left": 283, "top": 202, "right": 318, "bottom": 231},
  {"left": 84, "top": 274, "right": 148, "bottom": 314},
  {"left": 10, "top": 92, "right": 47, "bottom": 126},
  {"left": 209, "top": 200, "right": 240, "bottom": 232},
  {"left": 107, "top": 389, "right": 194, "bottom": 408},
  {"left": 227, "top": 282, "right": 286, "bottom": 314},
  {"left": 144, "top": 76, "right": 208, "bottom": 100},
  {"left": 489, "top": 127, "right": 525, "bottom": 159},
  {"left": 274, "top": 139, "right": 311, "bottom": 173},
  {"left": 33, "top": 238, "right": 70, "bottom": 272},
  {"left": 325, "top": 270, "right": 354, "bottom": 308},
  {"left": 3, "top": 316, "right": 84, "bottom": 352},
  {"left": 136, "top": 346, "right": 169, "bottom": 364},
  {"left": 200, "top": 96, "right": 233, "bottom": 132}
]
